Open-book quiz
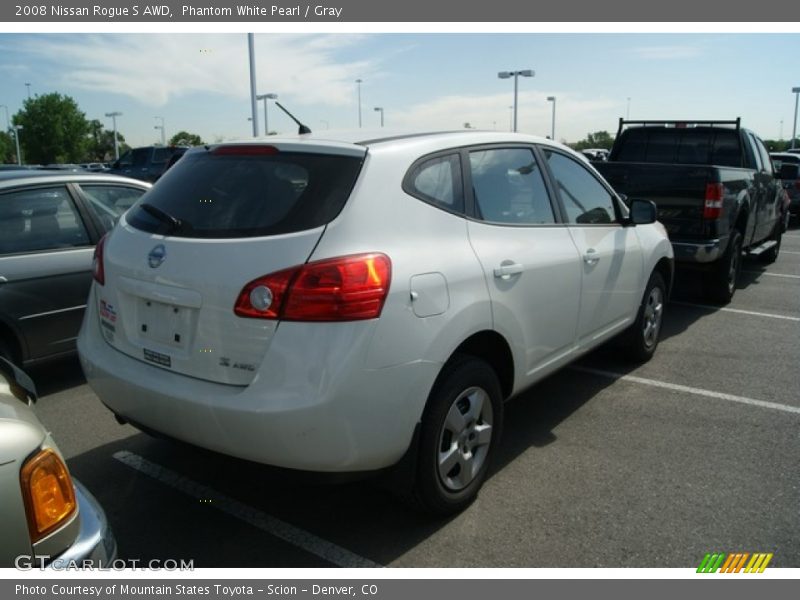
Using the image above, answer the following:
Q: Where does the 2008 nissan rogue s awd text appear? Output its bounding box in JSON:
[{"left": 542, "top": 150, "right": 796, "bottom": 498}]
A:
[{"left": 78, "top": 130, "right": 674, "bottom": 514}]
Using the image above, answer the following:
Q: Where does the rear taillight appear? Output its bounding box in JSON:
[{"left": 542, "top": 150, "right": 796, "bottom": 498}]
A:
[
  {"left": 92, "top": 234, "right": 107, "bottom": 285},
  {"left": 234, "top": 253, "right": 392, "bottom": 322},
  {"left": 703, "top": 183, "right": 724, "bottom": 219}
]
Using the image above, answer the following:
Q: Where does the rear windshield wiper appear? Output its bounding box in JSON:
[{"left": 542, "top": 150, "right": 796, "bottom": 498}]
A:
[{"left": 139, "top": 203, "right": 183, "bottom": 233}]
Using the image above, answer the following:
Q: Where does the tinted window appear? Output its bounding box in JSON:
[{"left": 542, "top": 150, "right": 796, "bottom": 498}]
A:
[
  {"left": 613, "top": 127, "right": 743, "bottom": 167},
  {"left": 0, "top": 186, "right": 89, "bottom": 254},
  {"left": 544, "top": 150, "right": 617, "bottom": 225},
  {"left": 79, "top": 184, "right": 147, "bottom": 231},
  {"left": 131, "top": 148, "right": 150, "bottom": 167},
  {"left": 152, "top": 147, "right": 172, "bottom": 164},
  {"left": 407, "top": 154, "right": 463, "bottom": 213},
  {"left": 126, "top": 149, "right": 363, "bottom": 238},
  {"left": 469, "top": 148, "right": 554, "bottom": 225}
]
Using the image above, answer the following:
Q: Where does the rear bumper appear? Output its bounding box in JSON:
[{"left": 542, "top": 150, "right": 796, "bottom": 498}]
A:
[
  {"left": 78, "top": 289, "right": 439, "bottom": 472},
  {"left": 49, "top": 481, "right": 117, "bottom": 568},
  {"left": 671, "top": 238, "right": 725, "bottom": 264}
]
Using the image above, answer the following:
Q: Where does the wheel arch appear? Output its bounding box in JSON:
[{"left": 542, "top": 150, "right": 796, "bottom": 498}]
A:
[{"left": 445, "top": 330, "right": 515, "bottom": 401}]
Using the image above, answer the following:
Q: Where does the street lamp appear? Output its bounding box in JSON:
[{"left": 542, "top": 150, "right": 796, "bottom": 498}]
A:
[
  {"left": 374, "top": 107, "right": 384, "bottom": 127},
  {"left": 248, "top": 33, "right": 258, "bottom": 138},
  {"left": 356, "top": 79, "right": 363, "bottom": 128},
  {"left": 256, "top": 93, "right": 278, "bottom": 135},
  {"left": 154, "top": 116, "right": 165, "bottom": 146},
  {"left": 25, "top": 83, "right": 31, "bottom": 100},
  {"left": 792, "top": 87, "right": 800, "bottom": 150},
  {"left": 498, "top": 69, "right": 534, "bottom": 133},
  {"left": 12, "top": 125, "right": 23, "bottom": 165},
  {"left": 105, "top": 111, "right": 122, "bottom": 160},
  {"left": 547, "top": 96, "right": 556, "bottom": 140}
]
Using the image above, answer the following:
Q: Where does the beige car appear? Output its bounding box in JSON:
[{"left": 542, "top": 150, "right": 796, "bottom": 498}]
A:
[{"left": 0, "top": 357, "right": 116, "bottom": 568}]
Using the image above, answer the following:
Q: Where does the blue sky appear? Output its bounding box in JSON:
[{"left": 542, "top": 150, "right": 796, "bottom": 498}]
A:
[{"left": 1, "top": 33, "right": 799, "bottom": 147}]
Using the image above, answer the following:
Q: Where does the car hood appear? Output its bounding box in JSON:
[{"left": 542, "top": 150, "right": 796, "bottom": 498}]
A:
[{"left": 0, "top": 393, "right": 46, "bottom": 466}]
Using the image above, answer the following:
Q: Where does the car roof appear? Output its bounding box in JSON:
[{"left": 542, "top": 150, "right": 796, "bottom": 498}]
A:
[
  {"left": 210, "top": 129, "right": 567, "bottom": 157},
  {"left": 0, "top": 170, "right": 151, "bottom": 188}
]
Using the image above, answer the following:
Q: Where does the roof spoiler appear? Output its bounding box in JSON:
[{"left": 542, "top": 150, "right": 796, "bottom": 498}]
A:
[{"left": 616, "top": 118, "right": 741, "bottom": 138}]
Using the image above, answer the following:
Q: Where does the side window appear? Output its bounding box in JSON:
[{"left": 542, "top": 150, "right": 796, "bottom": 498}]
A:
[
  {"left": 0, "top": 186, "right": 90, "bottom": 255},
  {"left": 544, "top": 150, "right": 618, "bottom": 225},
  {"left": 469, "top": 148, "right": 555, "bottom": 225},
  {"left": 79, "top": 185, "right": 147, "bottom": 231},
  {"left": 753, "top": 136, "right": 773, "bottom": 174},
  {"left": 116, "top": 150, "right": 133, "bottom": 167},
  {"left": 407, "top": 154, "right": 464, "bottom": 213},
  {"left": 132, "top": 148, "right": 150, "bottom": 167}
]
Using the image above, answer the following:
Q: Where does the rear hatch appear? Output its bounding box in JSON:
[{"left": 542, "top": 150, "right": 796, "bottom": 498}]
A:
[{"left": 94, "top": 142, "right": 366, "bottom": 385}]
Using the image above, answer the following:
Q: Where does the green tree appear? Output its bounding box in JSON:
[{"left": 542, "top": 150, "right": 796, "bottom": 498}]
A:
[
  {"left": 572, "top": 130, "right": 615, "bottom": 151},
  {"left": 0, "top": 131, "right": 15, "bottom": 164},
  {"left": 12, "top": 93, "right": 90, "bottom": 164},
  {"left": 169, "top": 131, "right": 204, "bottom": 146},
  {"left": 85, "top": 119, "right": 128, "bottom": 161}
]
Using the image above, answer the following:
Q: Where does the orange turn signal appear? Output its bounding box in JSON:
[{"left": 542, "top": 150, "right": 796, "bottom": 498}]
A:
[{"left": 20, "top": 449, "right": 77, "bottom": 542}]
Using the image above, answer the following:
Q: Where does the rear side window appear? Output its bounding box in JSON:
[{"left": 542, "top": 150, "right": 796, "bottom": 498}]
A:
[
  {"left": 152, "top": 147, "right": 173, "bottom": 164},
  {"left": 0, "top": 186, "right": 90, "bottom": 254},
  {"left": 405, "top": 154, "right": 464, "bottom": 213},
  {"left": 126, "top": 149, "right": 363, "bottom": 238}
]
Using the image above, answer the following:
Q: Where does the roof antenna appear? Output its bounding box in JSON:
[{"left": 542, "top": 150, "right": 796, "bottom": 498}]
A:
[{"left": 274, "top": 102, "right": 312, "bottom": 135}]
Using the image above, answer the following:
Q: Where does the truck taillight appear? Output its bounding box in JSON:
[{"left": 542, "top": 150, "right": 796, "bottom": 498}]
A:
[
  {"left": 703, "top": 183, "right": 724, "bottom": 219},
  {"left": 92, "top": 234, "right": 107, "bottom": 285},
  {"left": 234, "top": 253, "right": 392, "bottom": 321}
]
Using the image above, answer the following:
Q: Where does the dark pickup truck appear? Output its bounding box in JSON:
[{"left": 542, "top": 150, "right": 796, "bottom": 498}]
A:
[{"left": 594, "top": 119, "right": 788, "bottom": 303}]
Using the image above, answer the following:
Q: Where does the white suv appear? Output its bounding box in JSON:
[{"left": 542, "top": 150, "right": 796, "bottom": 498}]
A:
[{"left": 78, "top": 131, "right": 673, "bottom": 514}]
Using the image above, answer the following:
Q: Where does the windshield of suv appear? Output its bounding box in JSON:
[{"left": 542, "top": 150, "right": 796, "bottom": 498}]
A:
[{"left": 126, "top": 148, "right": 364, "bottom": 238}]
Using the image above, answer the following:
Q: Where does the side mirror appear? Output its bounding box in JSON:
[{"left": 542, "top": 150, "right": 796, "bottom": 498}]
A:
[{"left": 629, "top": 199, "right": 657, "bottom": 225}]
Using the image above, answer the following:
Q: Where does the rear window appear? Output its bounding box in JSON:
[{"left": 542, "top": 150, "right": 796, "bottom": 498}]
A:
[
  {"left": 613, "top": 128, "right": 744, "bottom": 167},
  {"left": 126, "top": 149, "right": 363, "bottom": 238}
]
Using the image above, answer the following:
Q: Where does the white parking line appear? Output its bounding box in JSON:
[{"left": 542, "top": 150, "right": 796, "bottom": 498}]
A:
[
  {"left": 671, "top": 301, "right": 800, "bottom": 322},
  {"left": 743, "top": 271, "right": 800, "bottom": 280},
  {"left": 571, "top": 366, "right": 800, "bottom": 415},
  {"left": 113, "top": 450, "right": 381, "bottom": 568},
  {"left": 781, "top": 250, "right": 800, "bottom": 255}
]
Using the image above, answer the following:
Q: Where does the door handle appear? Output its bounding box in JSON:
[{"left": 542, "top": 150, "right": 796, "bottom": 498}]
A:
[
  {"left": 493, "top": 263, "right": 524, "bottom": 279},
  {"left": 583, "top": 249, "right": 600, "bottom": 266}
]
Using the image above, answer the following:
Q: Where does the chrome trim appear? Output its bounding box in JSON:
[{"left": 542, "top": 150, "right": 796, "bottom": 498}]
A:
[{"left": 18, "top": 305, "right": 87, "bottom": 321}]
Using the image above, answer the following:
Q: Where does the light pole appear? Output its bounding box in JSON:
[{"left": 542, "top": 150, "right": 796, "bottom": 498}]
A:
[
  {"left": 547, "top": 96, "right": 556, "bottom": 140},
  {"left": 256, "top": 93, "right": 278, "bottom": 135},
  {"left": 154, "top": 116, "right": 165, "bottom": 146},
  {"left": 508, "top": 106, "right": 513, "bottom": 132},
  {"left": 105, "top": 111, "right": 122, "bottom": 160},
  {"left": 25, "top": 83, "right": 31, "bottom": 100},
  {"left": 374, "top": 107, "right": 384, "bottom": 127},
  {"left": 498, "top": 69, "right": 534, "bottom": 133},
  {"left": 356, "top": 79, "right": 363, "bottom": 128},
  {"left": 0, "top": 105, "right": 9, "bottom": 132},
  {"left": 12, "top": 125, "right": 23, "bottom": 165},
  {"left": 792, "top": 87, "right": 800, "bottom": 150},
  {"left": 248, "top": 33, "right": 259, "bottom": 138}
]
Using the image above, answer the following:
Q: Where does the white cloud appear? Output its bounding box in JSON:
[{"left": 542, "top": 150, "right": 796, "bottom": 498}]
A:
[
  {"left": 391, "top": 91, "right": 620, "bottom": 141},
  {"left": 15, "top": 33, "right": 374, "bottom": 107}
]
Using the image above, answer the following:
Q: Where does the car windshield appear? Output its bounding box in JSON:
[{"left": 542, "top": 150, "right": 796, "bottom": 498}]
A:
[{"left": 126, "top": 149, "right": 363, "bottom": 238}]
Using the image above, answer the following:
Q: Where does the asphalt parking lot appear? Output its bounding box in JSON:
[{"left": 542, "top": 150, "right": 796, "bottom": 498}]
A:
[{"left": 30, "top": 223, "right": 800, "bottom": 568}]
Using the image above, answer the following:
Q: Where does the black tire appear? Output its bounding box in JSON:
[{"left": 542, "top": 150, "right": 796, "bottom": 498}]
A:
[
  {"left": 413, "top": 355, "right": 503, "bottom": 515},
  {"left": 705, "top": 230, "right": 742, "bottom": 305},
  {"left": 624, "top": 271, "right": 667, "bottom": 363},
  {"left": 759, "top": 221, "right": 782, "bottom": 264}
]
